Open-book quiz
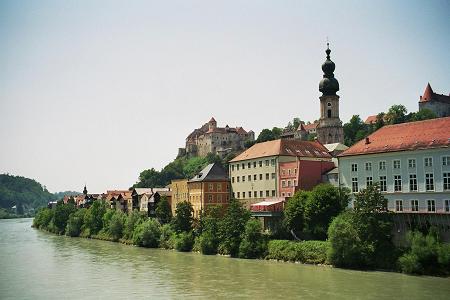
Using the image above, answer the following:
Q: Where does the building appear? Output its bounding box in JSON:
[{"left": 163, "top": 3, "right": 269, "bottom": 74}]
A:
[
  {"left": 316, "top": 44, "right": 344, "bottom": 144},
  {"left": 418, "top": 83, "right": 450, "bottom": 118},
  {"left": 338, "top": 117, "right": 450, "bottom": 214},
  {"left": 182, "top": 117, "right": 255, "bottom": 158},
  {"left": 131, "top": 187, "right": 171, "bottom": 217},
  {"left": 188, "top": 163, "right": 230, "bottom": 218},
  {"left": 229, "top": 139, "right": 335, "bottom": 208},
  {"left": 170, "top": 179, "right": 189, "bottom": 215}
]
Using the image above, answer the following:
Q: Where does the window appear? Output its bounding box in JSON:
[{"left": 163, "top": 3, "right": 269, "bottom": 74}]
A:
[
  {"left": 237, "top": 177, "right": 240, "bottom": 182},
  {"left": 248, "top": 191, "right": 251, "bottom": 198},
  {"left": 282, "top": 193, "right": 285, "bottom": 197},
  {"left": 288, "top": 169, "right": 291, "bottom": 175},
  {"left": 217, "top": 184, "right": 222, "bottom": 192},
  {"left": 265, "top": 160, "right": 269, "bottom": 166},
  {"left": 408, "top": 159, "right": 416, "bottom": 168},
  {"left": 231, "top": 165, "right": 235, "bottom": 171},
  {"left": 379, "top": 161, "right": 386, "bottom": 171},
  {"left": 425, "top": 173, "right": 434, "bottom": 191},
  {"left": 444, "top": 173, "right": 450, "bottom": 190},
  {"left": 208, "top": 194, "right": 213, "bottom": 202},
  {"left": 409, "top": 174, "right": 418, "bottom": 192},
  {"left": 287, "top": 192, "right": 291, "bottom": 197},
  {"left": 209, "top": 183, "right": 214, "bottom": 192},
  {"left": 394, "top": 175, "right": 402, "bottom": 192},
  {"left": 242, "top": 163, "right": 245, "bottom": 169},
  {"left": 266, "top": 173, "right": 269, "bottom": 180},
  {"left": 445, "top": 200, "right": 450, "bottom": 212},
  {"left": 232, "top": 177, "right": 235, "bottom": 183},
  {"left": 248, "top": 175, "right": 251, "bottom": 181},
  {"left": 395, "top": 200, "right": 403, "bottom": 212},
  {"left": 281, "top": 169, "right": 285, "bottom": 175},
  {"left": 242, "top": 176, "right": 245, "bottom": 182},
  {"left": 217, "top": 194, "right": 222, "bottom": 202},
  {"left": 327, "top": 109, "right": 332, "bottom": 118},
  {"left": 260, "top": 191, "right": 263, "bottom": 197},
  {"left": 287, "top": 180, "right": 291, "bottom": 187},
  {"left": 232, "top": 192, "right": 235, "bottom": 198},
  {"left": 282, "top": 180, "right": 286, "bottom": 188},
  {"left": 427, "top": 200, "right": 435, "bottom": 212},
  {"left": 259, "top": 161, "right": 262, "bottom": 167},
  {"left": 272, "top": 190, "right": 276, "bottom": 196},
  {"left": 352, "top": 178, "right": 358, "bottom": 193},
  {"left": 236, "top": 164, "right": 240, "bottom": 171},
  {"left": 254, "top": 174, "right": 257, "bottom": 181},
  {"left": 271, "top": 159, "right": 276, "bottom": 166},
  {"left": 253, "top": 161, "right": 256, "bottom": 168},
  {"left": 271, "top": 173, "right": 276, "bottom": 179},
  {"left": 294, "top": 179, "right": 297, "bottom": 186},
  {"left": 411, "top": 200, "right": 419, "bottom": 212},
  {"left": 237, "top": 192, "right": 240, "bottom": 198},
  {"left": 242, "top": 192, "right": 245, "bottom": 198},
  {"left": 393, "top": 160, "right": 401, "bottom": 169},
  {"left": 366, "top": 177, "right": 373, "bottom": 187},
  {"left": 248, "top": 162, "right": 251, "bottom": 169},
  {"left": 254, "top": 191, "right": 257, "bottom": 198},
  {"left": 266, "top": 190, "right": 270, "bottom": 197},
  {"left": 365, "top": 162, "right": 372, "bottom": 171},
  {"left": 424, "top": 157, "right": 433, "bottom": 167},
  {"left": 379, "top": 176, "right": 387, "bottom": 192},
  {"left": 226, "top": 184, "right": 229, "bottom": 192},
  {"left": 443, "top": 156, "right": 450, "bottom": 166},
  {"left": 259, "top": 174, "right": 263, "bottom": 180},
  {"left": 351, "top": 163, "right": 358, "bottom": 172},
  {"left": 294, "top": 168, "right": 297, "bottom": 175}
]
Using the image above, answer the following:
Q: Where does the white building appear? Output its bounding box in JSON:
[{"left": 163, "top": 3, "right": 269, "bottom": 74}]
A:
[{"left": 338, "top": 117, "right": 450, "bottom": 214}]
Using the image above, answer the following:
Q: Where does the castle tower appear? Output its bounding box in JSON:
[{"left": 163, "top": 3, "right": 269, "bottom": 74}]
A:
[
  {"left": 316, "top": 43, "right": 344, "bottom": 144},
  {"left": 208, "top": 117, "right": 217, "bottom": 131},
  {"left": 83, "top": 184, "right": 88, "bottom": 196}
]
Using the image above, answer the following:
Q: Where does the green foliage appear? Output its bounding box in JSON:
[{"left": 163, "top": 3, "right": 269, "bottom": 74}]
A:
[
  {"left": 0, "top": 208, "right": 21, "bottom": 219},
  {"left": 102, "top": 209, "right": 116, "bottom": 232},
  {"left": 266, "top": 240, "right": 329, "bottom": 264},
  {"left": 398, "top": 230, "right": 450, "bottom": 275},
  {"left": 52, "top": 202, "right": 76, "bottom": 234},
  {"left": 123, "top": 210, "right": 144, "bottom": 240},
  {"left": 198, "top": 231, "right": 217, "bottom": 255},
  {"left": 196, "top": 206, "right": 222, "bottom": 254},
  {"left": 108, "top": 211, "right": 126, "bottom": 241},
  {"left": 33, "top": 208, "right": 54, "bottom": 229},
  {"left": 0, "top": 174, "right": 56, "bottom": 212},
  {"left": 283, "top": 192, "right": 307, "bottom": 236},
  {"left": 409, "top": 108, "right": 437, "bottom": 121},
  {"left": 174, "top": 231, "right": 194, "bottom": 252},
  {"left": 343, "top": 115, "right": 368, "bottom": 146},
  {"left": 183, "top": 156, "right": 208, "bottom": 178},
  {"left": 65, "top": 209, "right": 86, "bottom": 237},
  {"left": 256, "top": 127, "right": 283, "bottom": 143},
  {"left": 353, "top": 183, "right": 387, "bottom": 213},
  {"left": 83, "top": 200, "right": 107, "bottom": 236},
  {"left": 385, "top": 104, "right": 407, "bottom": 124},
  {"left": 159, "top": 224, "right": 175, "bottom": 249},
  {"left": 172, "top": 201, "right": 194, "bottom": 233},
  {"left": 218, "top": 199, "right": 250, "bottom": 257},
  {"left": 155, "top": 196, "right": 172, "bottom": 224},
  {"left": 239, "top": 219, "right": 267, "bottom": 259},
  {"left": 132, "top": 218, "right": 161, "bottom": 248}
]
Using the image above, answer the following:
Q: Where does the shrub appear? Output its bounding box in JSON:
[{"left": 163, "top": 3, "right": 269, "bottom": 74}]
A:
[
  {"left": 108, "top": 211, "right": 126, "bottom": 241},
  {"left": 83, "top": 200, "right": 108, "bottom": 235},
  {"left": 172, "top": 201, "right": 193, "bottom": 233},
  {"left": 174, "top": 232, "right": 194, "bottom": 252},
  {"left": 124, "top": 210, "right": 145, "bottom": 240},
  {"left": 266, "top": 240, "right": 329, "bottom": 264},
  {"left": 159, "top": 224, "right": 175, "bottom": 249},
  {"left": 218, "top": 199, "right": 250, "bottom": 256},
  {"left": 33, "top": 208, "right": 54, "bottom": 229},
  {"left": 155, "top": 196, "right": 172, "bottom": 224},
  {"left": 65, "top": 209, "right": 86, "bottom": 237},
  {"left": 52, "top": 202, "right": 76, "bottom": 234},
  {"left": 199, "top": 231, "right": 218, "bottom": 255},
  {"left": 239, "top": 219, "right": 267, "bottom": 259},
  {"left": 132, "top": 218, "right": 161, "bottom": 248}
]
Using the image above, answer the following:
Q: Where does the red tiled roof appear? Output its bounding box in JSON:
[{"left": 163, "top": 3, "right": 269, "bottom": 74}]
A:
[
  {"left": 297, "top": 123, "right": 307, "bottom": 131},
  {"left": 230, "top": 139, "right": 331, "bottom": 162},
  {"left": 304, "top": 122, "right": 318, "bottom": 131},
  {"left": 419, "top": 83, "right": 450, "bottom": 104},
  {"left": 339, "top": 117, "right": 450, "bottom": 157},
  {"left": 364, "top": 115, "right": 377, "bottom": 124}
]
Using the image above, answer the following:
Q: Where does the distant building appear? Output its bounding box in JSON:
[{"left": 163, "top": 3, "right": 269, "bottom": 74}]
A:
[
  {"left": 182, "top": 117, "right": 255, "bottom": 158},
  {"left": 419, "top": 83, "right": 450, "bottom": 117},
  {"left": 316, "top": 44, "right": 344, "bottom": 144},
  {"left": 170, "top": 179, "right": 190, "bottom": 215},
  {"left": 338, "top": 117, "right": 450, "bottom": 214},
  {"left": 131, "top": 188, "right": 171, "bottom": 217},
  {"left": 229, "top": 139, "right": 335, "bottom": 208},
  {"left": 188, "top": 163, "right": 230, "bottom": 218},
  {"left": 364, "top": 115, "right": 378, "bottom": 125}
]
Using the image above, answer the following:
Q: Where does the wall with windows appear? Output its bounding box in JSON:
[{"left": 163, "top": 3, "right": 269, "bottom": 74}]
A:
[
  {"left": 339, "top": 148, "right": 450, "bottom": 213},
  {"left": 188, "top": 181, "right": 230, "bottom": 218},
  {"left": 170, "top": 179, "right": 189, "bottom": 215}
]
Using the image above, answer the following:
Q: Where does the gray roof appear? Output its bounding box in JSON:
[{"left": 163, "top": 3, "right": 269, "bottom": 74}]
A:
[{"left": 189, "top": 163, "right": 228, "bottom": 182}]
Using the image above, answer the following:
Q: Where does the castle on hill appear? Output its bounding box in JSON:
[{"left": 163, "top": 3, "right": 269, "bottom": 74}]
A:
[{"left": 179, "top": 118, "right": 255, "bottom": 158}]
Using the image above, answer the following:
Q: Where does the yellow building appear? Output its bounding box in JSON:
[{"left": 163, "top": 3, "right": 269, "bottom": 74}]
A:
[{"left": 170, "top": 179, "right": 189, "bottom": 215}]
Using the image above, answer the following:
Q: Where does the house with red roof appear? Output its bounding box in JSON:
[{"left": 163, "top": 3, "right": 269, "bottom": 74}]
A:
[
  {"left": 419, "top": 83, "right": 450, "bottom": 117},
  {"left": 338, "top": 117, "right": 450, "bottom": 214}
]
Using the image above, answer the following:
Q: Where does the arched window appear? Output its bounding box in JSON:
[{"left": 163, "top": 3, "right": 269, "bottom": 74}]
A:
[{"left": 327, "top": 109, "right": 332, "bottom": 118}]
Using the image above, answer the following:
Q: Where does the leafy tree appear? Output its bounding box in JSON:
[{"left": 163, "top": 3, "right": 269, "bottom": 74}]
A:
[
  {"left": 353, "top": 183, "right": 387, "bottom": 213},
  {"left": 52, "top": 201, "right": 76, "bottom": 234},
  {"left": 197, "top": 206, "right": 222, "bottom": 254},
  {"left": 343, "top": 115, "right": 368, "bottom": 146},
  {"left": 218, "top": 199, "right": 250, "bottom": 256},
  {"left": 271, "top": 127, "right": 283, "bottom": 139},
  {"left": 410, "top": 108, "right": 437, "bottom": 122},
  {"left": 172, "top": 201, "right": 194, "bottom": 233},
  {"left": 159, "top": 224, "right": 175, "bottom": 249},
  {"left": 182, "top": 156, "right": 208, "bottom": 179},
  {"left": 385, "top": 104, "right": 407, "bottom": 124},
  {"left": 375, "top": 112, "right": 385, "bottom": 130},
  {"left": 239, "top": 219, "right": 266, "bottom": 259},
  {"left": 174, "top": 232, "right": 194, "bottom": 252},
  {"left": 108, "top": 211, "right": 126, "bottom": 241},
  {"left": 83, "top": 200, "right": 107, "bottom": 235},
  {"left": 132, "top": 218, "right": 161, "bottom": 247},
  {"left": 155, "top": 196, "right": 172, "bottom": 224},
  {"left": 33, "top": 207, "right": 54, "bottom": 229},
  {"left": 303, "top": 184, "right": 350, "bottom": 240},
  {"left": 257, "top": 129, "right": 276, "bottom": 143},
  {"left": 123, "top": 210, "right": 144, "bottom": 240},
  {"left": 134, "top": 168, "right": 164, "bottom": 188},
  {"left": 65, "top": 208, "right": 86, "bottom": 237},
  {"left": 283, "top": 191, "right": 308, "bottom": 237}
]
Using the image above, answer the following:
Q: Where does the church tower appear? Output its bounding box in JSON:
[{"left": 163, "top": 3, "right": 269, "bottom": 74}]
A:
[{"left": 316, "top": 43, "right": 344, "bottom": 144}]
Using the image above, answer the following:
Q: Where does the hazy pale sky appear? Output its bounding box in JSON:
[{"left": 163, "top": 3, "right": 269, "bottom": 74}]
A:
[{"left": 1, "top": 0, "right": 449, "bottom": 193}]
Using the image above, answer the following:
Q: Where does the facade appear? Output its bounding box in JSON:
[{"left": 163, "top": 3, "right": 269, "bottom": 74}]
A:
[
  {"left": 419, "top": 83, "right": 450, "bottom": 118},
  {"left": 131, "top": 188, "right": 171, "bottom": 217},
  {"left": 170, "top": 179, "right": 189, "bottom": 215},
  {"left": 188, "top": 163, "right": 230, "bottom": 218},
  {"left": 316, "top": 44, "right": 344, "bottom": 144},
  {"left": 338, "top": 117, "right": 450, "bottom": 214},
  {"left": 182, "top": 117, "right": 255, "bottom": 158},
  {"left": 229, "top": 139, "right": 334, "bottom": 208}
]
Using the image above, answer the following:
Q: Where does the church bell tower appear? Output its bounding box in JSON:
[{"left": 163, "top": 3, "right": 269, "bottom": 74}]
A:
[{"left": 316, "top": 43, "right": 344, "bottom": 144}]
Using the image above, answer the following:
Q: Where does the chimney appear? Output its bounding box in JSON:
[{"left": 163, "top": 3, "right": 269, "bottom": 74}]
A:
[{"left": 365, "top": 137, "right": 370, "bottom": 144}]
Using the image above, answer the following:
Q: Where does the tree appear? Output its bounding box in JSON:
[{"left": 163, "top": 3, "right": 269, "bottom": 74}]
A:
[
  {"left": 83, "top": 200, "right": 107, "bottom": 235},
  {"left": 123, "top": 210, "right": 144, "bottom": 240},
  {"left": 155, "top": 196, "right": 172, "bottom": 224},
  {"left": 353, "top": 183, "right": 387, "bottom": 213},
  {"left": 52, "top": 201, "right": 76, "bottom": 234},
  {"left": 375, "top": 112, "right": 385, "bottom": 130},
  {"left": 132, "top": 218, "right": 161, "bottom": 248},
  {"left": 257, "top": 129, "right": 275, "bottom": 143},
  {"left": 385, "top": 104, "right": 407, "bottom": 124},
  {"left": 410, "top": 108, "right": 437, "bottom": 122},
  {"left": 182, "top": 157, "right": 208, "bottom": 179},
  {"left": 218, "top": 199, "right": 250, "bottom": 256},
  {"left": 65, "top": 208, "right": 86, "bottom": 237},
  {"left": 108, "top": 211, "right": 126, "bottom": 241},
  {"left": 343, "top": 115, "right": 368, "bottom": 146},
  {"left": 197, "top": 206, "right": 223, "bottom": 254},
  {"left": 172, "top": 201, "right": 194, "bottom": 233},
  {"left": 303, "top": 184, "right": 350, "bottom": 240},
  {"left": 239, "top": 219, "right": 266, "bottom": 259},
  {"left": 283, "top": 191, "right": 308, "bottom": 237}
]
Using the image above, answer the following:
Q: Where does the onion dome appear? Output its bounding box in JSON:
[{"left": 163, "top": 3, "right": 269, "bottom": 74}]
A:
[{"left": 319, "top": 43, "right": 339, "bottom": 96}]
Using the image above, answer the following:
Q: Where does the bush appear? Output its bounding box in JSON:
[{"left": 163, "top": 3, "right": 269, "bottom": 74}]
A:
[
  {"left": 218, "top": 199, "right": 250, "bottom": 256},
  {"left": 124, "top": 210, "right": 145, "bottom": 240},
  {"left": 33, "top": 208, "right": 54, "bottom": 229},
  {"left": 132, "top": 218, "right": 161, "bottom": 248},
  {"left": 108, "top": 211, "right": 126, "bottom": 241},
  {"left": 65, "top": 209, "right": 86, "bottom": 237},
  {"left": 159, "top": 224, "right": 175, "bottom": 249},
  {"left": 52, "top": 202, "right": 76, "bottom": 234},
  {"left": 174, "top": 232, "right": 194, "bottom": 252},
  {"left": 266, "top": 240, "right": 329, "bottom": 264},
  {"left": 172, "top": 201, "right": 194, "bottom": 233},
  {"left": 199, "top": 231, "right": 218, "bottom": 255},
  {"left": 83, "top": 200, "right": 108, "bottom": 235},
  {"left": 239, "top": 219, "right": 267, "bottom": 259}
]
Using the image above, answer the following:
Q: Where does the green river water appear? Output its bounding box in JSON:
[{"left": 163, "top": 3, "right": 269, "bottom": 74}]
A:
[{"left": 0, "top": 218, "right": 449, "bottom": 299}]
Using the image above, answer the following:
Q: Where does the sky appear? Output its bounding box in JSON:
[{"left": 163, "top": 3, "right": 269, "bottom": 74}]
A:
[{"left": 1, "top": 0, "right": 449, "bottom": 193}]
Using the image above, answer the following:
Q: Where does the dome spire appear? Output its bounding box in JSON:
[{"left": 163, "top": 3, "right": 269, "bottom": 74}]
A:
[{"left": 319, "top": 42, "right": 339, "bottom": 96}]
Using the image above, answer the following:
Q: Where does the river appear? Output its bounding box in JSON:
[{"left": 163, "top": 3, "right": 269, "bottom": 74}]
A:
[{"left": 0, "top": 218, "right": 448, "bottom": 299}]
